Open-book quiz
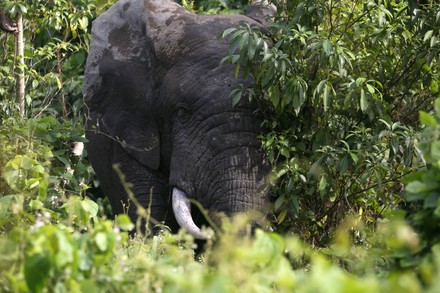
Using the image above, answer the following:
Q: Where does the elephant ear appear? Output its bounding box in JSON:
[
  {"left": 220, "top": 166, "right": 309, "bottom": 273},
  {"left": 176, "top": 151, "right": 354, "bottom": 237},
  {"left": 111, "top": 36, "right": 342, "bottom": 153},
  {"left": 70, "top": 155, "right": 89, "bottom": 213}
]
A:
[{"left": 83, "top": 0, "right": 160, "bottom": 170}]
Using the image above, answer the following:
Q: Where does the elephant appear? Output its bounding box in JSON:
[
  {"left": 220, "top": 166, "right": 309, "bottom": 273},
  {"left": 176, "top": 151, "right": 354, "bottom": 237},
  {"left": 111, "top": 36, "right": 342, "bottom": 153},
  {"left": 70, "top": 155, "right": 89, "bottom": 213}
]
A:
[{"left": 83, "top": 0, "right": 273, "bottom": 239}]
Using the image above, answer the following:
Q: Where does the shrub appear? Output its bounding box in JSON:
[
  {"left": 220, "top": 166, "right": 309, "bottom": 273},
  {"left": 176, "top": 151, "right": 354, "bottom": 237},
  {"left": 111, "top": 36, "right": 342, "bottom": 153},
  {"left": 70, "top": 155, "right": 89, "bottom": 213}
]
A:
[
  {"left": 0, "top": 116, "right": 94, "bottom": 232},
  {"left": 221, "top": 0, "right": 439, "bottom": 245}
]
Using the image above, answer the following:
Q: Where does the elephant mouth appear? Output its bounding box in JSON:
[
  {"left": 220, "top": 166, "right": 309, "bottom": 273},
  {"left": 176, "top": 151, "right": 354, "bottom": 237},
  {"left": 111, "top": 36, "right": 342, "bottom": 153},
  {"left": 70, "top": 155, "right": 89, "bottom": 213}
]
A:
[{"left": 172, "top": 187, "right": 212, "bottom": 240}]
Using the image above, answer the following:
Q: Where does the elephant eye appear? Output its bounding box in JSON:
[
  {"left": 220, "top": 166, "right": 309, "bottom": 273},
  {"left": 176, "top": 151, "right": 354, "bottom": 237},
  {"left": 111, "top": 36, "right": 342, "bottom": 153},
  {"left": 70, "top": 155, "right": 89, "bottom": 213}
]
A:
[{"left": 177, "top": 105, "right": 192, "bottom": 124}]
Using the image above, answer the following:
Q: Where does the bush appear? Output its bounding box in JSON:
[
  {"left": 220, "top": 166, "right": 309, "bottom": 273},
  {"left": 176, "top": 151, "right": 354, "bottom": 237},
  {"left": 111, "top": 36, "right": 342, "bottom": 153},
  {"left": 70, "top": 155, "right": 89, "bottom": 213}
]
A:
[
  {"left": 1, "top": 1, "right": 440, "bottom": 292},
  {"left": 221, "top": 0, "right": 439, "bottom": 245},
  {"left": 0, "top": 116, "right": 94, "bottom": 232},
  {"left": 0, "top": 0, "right": 116, "bottom": 118},
  {"left": 1, "top": 215, "right": 440, "bottom": 293},
  {"left": 402, "top": 98, "right": 440, "bottom": 266}
]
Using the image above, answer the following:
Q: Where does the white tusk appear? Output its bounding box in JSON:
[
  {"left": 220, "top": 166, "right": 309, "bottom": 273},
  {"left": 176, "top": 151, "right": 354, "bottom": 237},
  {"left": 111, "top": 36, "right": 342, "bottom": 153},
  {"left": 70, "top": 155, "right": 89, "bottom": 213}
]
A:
[{"left": 172, "top": 188, "right": 211, "bottom": 240}]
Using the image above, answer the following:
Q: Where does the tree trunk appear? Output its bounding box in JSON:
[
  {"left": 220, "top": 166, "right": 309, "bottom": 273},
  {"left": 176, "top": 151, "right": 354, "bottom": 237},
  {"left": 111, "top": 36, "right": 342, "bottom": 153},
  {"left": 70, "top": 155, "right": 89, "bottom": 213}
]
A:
[{"left": 15, "top": 13, "right": 25, "bottom": 117}]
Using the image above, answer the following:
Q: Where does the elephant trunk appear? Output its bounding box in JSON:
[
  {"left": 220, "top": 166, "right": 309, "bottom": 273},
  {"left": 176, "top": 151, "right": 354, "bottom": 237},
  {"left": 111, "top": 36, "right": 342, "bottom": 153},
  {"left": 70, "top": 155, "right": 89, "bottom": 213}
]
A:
[
  {"left": 213, "top": 175, "right": 267, "bottom": 216},
  {"left": 172, "top": 187, "right": 211, "bottom": 240},
  {"left": 205, "top": 160, "right": 268, "bottom": 231},
  {"left": 211, "top": 148, "right": 268, "bottom": 211}
]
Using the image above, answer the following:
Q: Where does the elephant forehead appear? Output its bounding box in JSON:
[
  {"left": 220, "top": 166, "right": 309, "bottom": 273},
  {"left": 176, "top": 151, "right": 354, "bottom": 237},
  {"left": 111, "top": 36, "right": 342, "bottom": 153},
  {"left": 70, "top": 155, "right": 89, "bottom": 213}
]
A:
[
  {"left": 144, "top": 0, "right": 195, "bottom": 58},
  {"left": 143, "top": 0, "right": 261, "bottom": 64},
  {"left": 160, "top": 65, "right": 244, "bottom": 110}
]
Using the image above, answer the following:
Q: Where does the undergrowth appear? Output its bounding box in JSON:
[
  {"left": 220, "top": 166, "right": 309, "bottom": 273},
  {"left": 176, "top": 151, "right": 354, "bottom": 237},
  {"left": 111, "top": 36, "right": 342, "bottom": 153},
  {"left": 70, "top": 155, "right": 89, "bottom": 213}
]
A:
[{"left": 2, "top": 106, "right": 440, "bottom": 292}]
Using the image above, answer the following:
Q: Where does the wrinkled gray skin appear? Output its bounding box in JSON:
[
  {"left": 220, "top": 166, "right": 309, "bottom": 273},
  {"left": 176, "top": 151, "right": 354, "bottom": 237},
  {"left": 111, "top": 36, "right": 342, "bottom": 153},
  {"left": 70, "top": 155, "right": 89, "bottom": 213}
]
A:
[{"left": 83, "top": 0, "right": 272, "bottom": 239}]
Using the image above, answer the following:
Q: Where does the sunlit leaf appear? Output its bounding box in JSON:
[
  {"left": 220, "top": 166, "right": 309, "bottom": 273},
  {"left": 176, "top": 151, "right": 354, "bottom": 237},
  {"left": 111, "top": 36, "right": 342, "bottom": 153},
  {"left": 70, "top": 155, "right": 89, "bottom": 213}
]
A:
[
  {"left": 94, "top": 232, "right": 108, "bottom": 252},
  {"left": 419, "top": 111, "right": 436, "bottom": 127},
  {"left": 356, "top": 77, "right": 366, "bottom": 86},
  {"left": 366, "top": 83, "right": 375, "bottom": 95},
  {"left": 116, "top": 214, "right": 135, "bottom": 231},
  {"left": 81, "top": 198, "right": 99, "bottom": 218},
  {"left": 318, "top": 175, "right": 327, "bottom": 191},
  {"left": 54, "top": 231, "right": 74, "bottom": 268},
  {"left": 360, "top": 89, "right": 368, "bottom": 112},
  {"left": 424, "top": 30, "right": 434, "bottom": 42},
  {"left": 277, "top": 209, "right": 288, "bottom": 224}
]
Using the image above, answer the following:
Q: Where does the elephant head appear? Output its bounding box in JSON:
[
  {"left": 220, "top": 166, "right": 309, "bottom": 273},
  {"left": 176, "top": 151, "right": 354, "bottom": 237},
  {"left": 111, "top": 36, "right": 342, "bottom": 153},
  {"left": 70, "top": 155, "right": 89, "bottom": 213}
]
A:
[{"left": 83, "top": 0, "right": 273, "bottom": 239}]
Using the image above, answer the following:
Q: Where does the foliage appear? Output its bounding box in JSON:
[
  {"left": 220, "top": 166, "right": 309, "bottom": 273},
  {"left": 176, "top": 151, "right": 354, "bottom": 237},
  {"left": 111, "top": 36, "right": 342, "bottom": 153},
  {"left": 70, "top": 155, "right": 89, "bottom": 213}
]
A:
[
  {"left": 0, "top": 116, "right": 95, "bottom": 232},
  {"left": 1, "top": 0, "right": 440, "bottom": 292},
  {"left": 403, "top": 98, "right": 440, "bottom": 263},
  {"left": 2, "top": 213, "right": 440, "bottom": 292},
  {"left": 221, "top": 0, "right": 440, "bottom": 244},
  {"left": 0, "top": 217, "right": 129, "bottom": 292},
  {"left": 1, "top": 109, "right": 440, "bottom": 291},
  {"left": 0, "top": 0, "right": 116, "bottom": 118}
]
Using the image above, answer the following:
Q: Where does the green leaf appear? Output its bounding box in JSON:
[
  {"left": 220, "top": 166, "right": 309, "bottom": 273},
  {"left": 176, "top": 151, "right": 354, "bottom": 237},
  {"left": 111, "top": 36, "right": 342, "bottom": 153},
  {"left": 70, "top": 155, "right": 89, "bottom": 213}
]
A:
[
  {"left": 277, "top": 209, "right": 288, "bottom": 224},
  {"left": 337, "top": 157, "right": 350, "bottom": 174},
  {"left": 81, "top": 198, "right": 99, "bottom": 218},
  {"left": 322, "top": 40, "right": 332, "bottom": 55},
  {"left": 423, "top": 30, "right": 434, "bottom": 42},
  {"left": 419, "top": 111, "right": 436, "bottom": 127},
  {"left": 80, "top": 280, "right": 100, "bottom": 293},
  {"left": 234, "top": 63, "right": 241, "bottom": 78},
  {"left": 424, "top": 193, "right": 439, "bottom": 208},
  {"left": 231, "top": 89, "right": 242, "bottom": 108},
  {"left": 292, "top": 83, "right": 306, "bottom": 115},
  {"left": 0, "top": 195, "right": 22, "bottom": 220},
  {"left": 434, "top": 201, "right": 440, "bottom": 217},
  {"left": 431, "top": 80, "right": 439, "bottom": 94},
  {"left": 269, "top": 86, "right": 281, "bottom": 109},
  {"left": 356, "top": 77, "right": 366, "bottom": 86},
  {"left": 94, "top": 232, "right": 108, "bottom": 252},
  {"left": 248, "top": 33, "right": 260, "bottom": 60},
  {"left": 55, "top": 76, "right": 62, "bottom": 90},
  {"left": 116, "top": 214, "right": 135, "bottom": 231},
  {"left": 280, "top": 147, "right": 290, "bottom": 158},
  {"left": 435, "top": 98, "right": 440, "bottom": 115},
  {"left": 318, "top": 175, "right": 327, "bottom": 191},
  {"left": 28, "top": 179, "right": 40, "bottom": 190},
  {"left": 431, "top": 141, "right": 440, "bottom": 161},
  {"left": 19, "top": 155, "right": 34, "bottom": 170},
  {"left": 350, "top": 152, "right": 359, "bottom": 163},
  {"left": 406, "top": 181, "right": 439, "bottom": 195},
  {"left": 360, "top": 89, "right": 368, "bottom": 112},
  {"left": 20, "top": 4, "right": 28, "bottom": 14},
  {"left": 221, "top": 27, "right": 236, "bottom": 39},
  {"left": 79, "top": 16, "right": 89, "bottom": 30},
  {"left": 431, "top": 36, "right": 438, "bottom": 47},
  {"left": 54, "top": 231, "right": 74, "bottom": 268},
  {"left": 274, "top": 195, "right": 286, "bottom": 210},
  {"left": 366, "top": 83, "right": 375, "bottom": 95},
  {"left": 29, "top": 199, "right": 44, "bottom": 210},
  {"left": 25, "top": 253, "right": 50, "bottom": 292}
]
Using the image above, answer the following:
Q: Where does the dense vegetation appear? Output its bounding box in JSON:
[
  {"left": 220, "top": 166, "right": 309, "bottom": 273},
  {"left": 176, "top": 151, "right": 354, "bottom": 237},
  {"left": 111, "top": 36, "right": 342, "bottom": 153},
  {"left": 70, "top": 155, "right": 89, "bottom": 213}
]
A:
[{"left": 1, "top": 0, "right": 439, "bottom": 292}]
